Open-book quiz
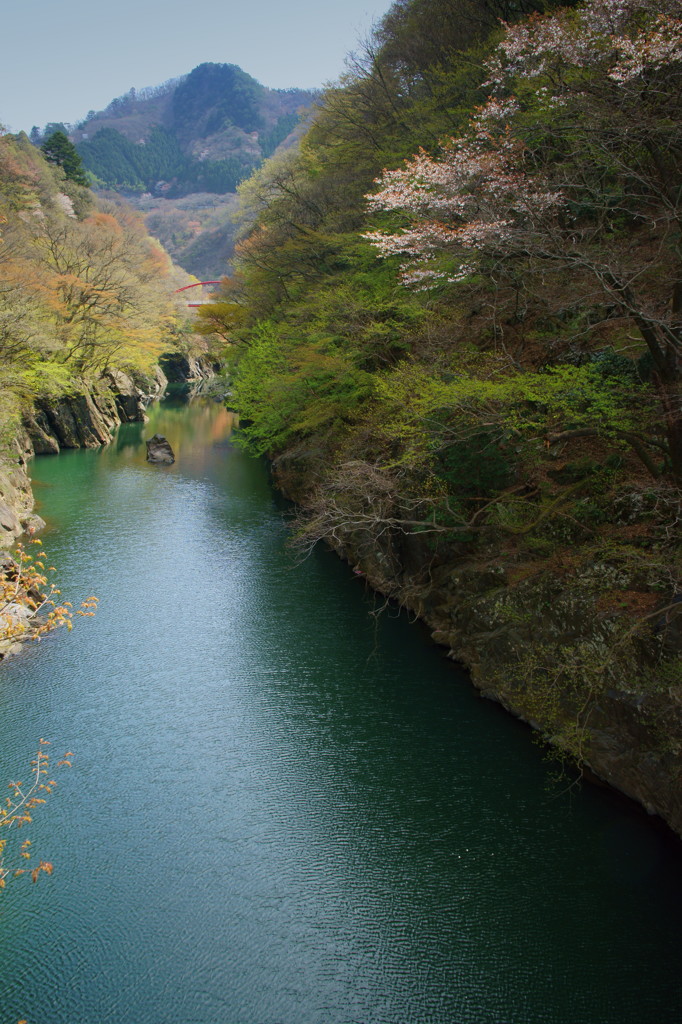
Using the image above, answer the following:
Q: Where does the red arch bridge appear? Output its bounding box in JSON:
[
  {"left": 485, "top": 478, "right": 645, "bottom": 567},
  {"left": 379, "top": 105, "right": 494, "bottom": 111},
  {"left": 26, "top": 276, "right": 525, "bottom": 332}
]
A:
[{"left": 174, "top": 281, "right": 222, "bottom": 308}]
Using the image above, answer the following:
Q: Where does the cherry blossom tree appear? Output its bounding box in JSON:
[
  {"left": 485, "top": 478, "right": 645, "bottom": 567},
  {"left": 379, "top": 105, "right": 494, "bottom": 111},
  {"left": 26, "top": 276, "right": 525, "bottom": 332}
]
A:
[{"left": 365, "top": 0, "right": 682, "bottom": 476}]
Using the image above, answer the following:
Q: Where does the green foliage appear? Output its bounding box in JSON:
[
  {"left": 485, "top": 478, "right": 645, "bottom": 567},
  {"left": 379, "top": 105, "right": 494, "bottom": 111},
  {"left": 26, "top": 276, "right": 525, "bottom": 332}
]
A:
[
  {"left": 590, "top": 347, "right": 640, "bottom": 385},
  {"left": 259, "top": 113, "right": 301, "bottom": 159},
  {"left": 227, "top": 0, "right": 609, "bottom": 467},
  {"left": 229, "top": 322, "right": 294, "bottom": 453},
  {"left": 435, "top": 429, "right": 513, "bottom": 498},
  {"left": 372, "top": 360, "right": 647, "bottom": 474},
  {"left": 15, "top": 361, "right": 82, "bottom": 400},
  {"left": 231, "top": 321, "right": 373, "bottom": 455},
  {"left": 194, "top": 300, "right": 245, "bottom": 341},
  {"left": 41, "top": 131, "right": 89, "bottom": 188},
  {"left": 225, "top": 0, "right": 675, "bottom": 549}
]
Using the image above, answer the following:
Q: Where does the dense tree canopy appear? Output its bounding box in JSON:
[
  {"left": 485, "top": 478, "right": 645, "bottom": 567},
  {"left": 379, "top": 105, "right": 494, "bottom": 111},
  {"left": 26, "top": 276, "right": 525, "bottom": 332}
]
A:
[
  {"left": 206, "top": 0, "right": 682, "bottom": 772},
  {"left": 365, "top": 0, "right": 682, "bottom": 474},
  {"left": 210, "top": 0, "right": 679, "bottom": 526},
  {"left": 78, "top": 126, "right": 251, "bottom": 196},
  {"left": 0, "top": 130, "right": 188, "bottom": 400}
]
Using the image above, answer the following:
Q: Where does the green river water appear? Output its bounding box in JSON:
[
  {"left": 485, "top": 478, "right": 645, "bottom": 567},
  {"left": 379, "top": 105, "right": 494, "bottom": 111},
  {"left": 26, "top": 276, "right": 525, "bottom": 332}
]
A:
[{"left": 0, "top": 394, "right": 680, "bottom": 1024}]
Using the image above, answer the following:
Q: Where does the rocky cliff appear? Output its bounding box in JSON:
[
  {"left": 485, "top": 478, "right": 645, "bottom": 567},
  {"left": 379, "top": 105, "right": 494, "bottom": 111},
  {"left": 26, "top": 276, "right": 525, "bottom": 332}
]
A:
[
  {"left": 0, "top": 354, "right": 220, "bottom": 550},
  {"left": 0, "top": 451, "right": 45, "bottom": 548},
  {"left": 0, "top": 365, "right": 170, "bottom": 548},
  {"left": 19, "top": 366, "right": 168, "bottom": 461}
]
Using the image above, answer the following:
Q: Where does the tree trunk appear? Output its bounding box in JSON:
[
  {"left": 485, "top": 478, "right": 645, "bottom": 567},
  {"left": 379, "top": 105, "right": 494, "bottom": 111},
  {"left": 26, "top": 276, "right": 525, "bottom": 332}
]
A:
[{"left": 654, "top": 372, "right": 682, "bottom": 482}]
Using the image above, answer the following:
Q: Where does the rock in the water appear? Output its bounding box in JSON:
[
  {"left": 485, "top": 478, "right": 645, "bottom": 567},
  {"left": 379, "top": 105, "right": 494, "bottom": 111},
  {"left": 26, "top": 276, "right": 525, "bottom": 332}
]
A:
[{"left": 146, "top": 434, "right": 175, "bottom": 464}]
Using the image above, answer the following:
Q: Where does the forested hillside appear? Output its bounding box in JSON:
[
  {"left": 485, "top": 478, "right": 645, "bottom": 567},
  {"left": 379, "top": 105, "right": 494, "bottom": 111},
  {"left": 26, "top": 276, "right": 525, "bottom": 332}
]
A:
[
  {"left": 208, "top": 0, "right": 682, "bottom": 828},
  {"left": 0, "top": 129, "right": 190, "bottom": 451}
]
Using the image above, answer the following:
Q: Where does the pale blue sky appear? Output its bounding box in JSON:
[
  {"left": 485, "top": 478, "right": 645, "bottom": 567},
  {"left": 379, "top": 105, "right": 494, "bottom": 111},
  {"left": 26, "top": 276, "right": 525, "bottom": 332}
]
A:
[{"left": 1, "top": 0, "right": 394, "bottom": 133}]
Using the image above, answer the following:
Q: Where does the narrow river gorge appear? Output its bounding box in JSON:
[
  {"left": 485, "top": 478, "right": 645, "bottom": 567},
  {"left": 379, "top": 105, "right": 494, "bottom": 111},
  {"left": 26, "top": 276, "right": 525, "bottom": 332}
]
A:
[{"left": 1, "top": 395, "right": 681, "bottom": 1024}]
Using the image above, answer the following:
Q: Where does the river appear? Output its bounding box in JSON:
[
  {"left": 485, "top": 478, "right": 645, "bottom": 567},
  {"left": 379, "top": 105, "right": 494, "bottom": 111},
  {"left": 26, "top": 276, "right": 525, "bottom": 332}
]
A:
[{"left": 0, "top": 394, "right": 680, "bottom": 1024}]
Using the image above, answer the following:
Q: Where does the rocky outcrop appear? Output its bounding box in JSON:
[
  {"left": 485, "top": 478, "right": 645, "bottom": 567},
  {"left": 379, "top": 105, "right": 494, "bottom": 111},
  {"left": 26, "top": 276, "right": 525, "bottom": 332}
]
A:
[
  {"left": 102, "top": 370, "right": 148, "bottom": 423},
  {"left": 0, "top": 547, "right": 56, "bottom": 660},
  {"left": 24, "top": 389, "right": 119, "bottom": 452},
  {"left": 103, "top": 365, "right": 167, "bottom": 422},
  {"left": 158, "top": 352, "right": 217, "bottom": 384},
  {"left": 138, "top": 365, "right": 168, "bottom": 403},
  {"left": 0, "top": 440, "right": 46, "bottom": 548},
  {"left": 415, "top": 559, "right": 682, "bottom": 835},
  {"left": 21, "top": 368, "right": 168, "bottom": 458},
  {"left": 0, "top": 551, "right": 32, "bottom": 659},
  {"left": 146, "top": 434, "right": 175, "bottom": 464},
  {"left": 4, "top": 357, "right": 211, "bottom": 544},
  {"left": 2, "top": 365, "right": 173, "bottom": 548}
]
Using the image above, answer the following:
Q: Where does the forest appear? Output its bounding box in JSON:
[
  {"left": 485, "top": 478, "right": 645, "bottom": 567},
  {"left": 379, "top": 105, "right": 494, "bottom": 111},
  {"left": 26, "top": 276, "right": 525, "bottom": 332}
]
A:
[
  {"left": 1, "top": 0, "right": 681, "bottom": 827},
  {"left": 0, "top": 128, "right": 191, "bottom": 449},
  {"left": 67, "top": 64, "right": 314, "bottom": 197},
  {"left": 196, "top": 0, "right": 682, "bottom": 797}
]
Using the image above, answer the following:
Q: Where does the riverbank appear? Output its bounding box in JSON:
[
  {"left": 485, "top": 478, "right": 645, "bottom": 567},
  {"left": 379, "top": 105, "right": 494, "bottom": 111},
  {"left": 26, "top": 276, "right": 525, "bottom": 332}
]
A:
[
  {"left": 5, "top": 394, "right": 681, "bottom": 1024},
  {"left": 0, "top": 354, "right": 218, "bottom": 549},
  {"left": 271, "top": 449, "right": 682, "bottom": 838},
  {"left": 0, "top": 355, "right": 218, "bottom": 655},
  {"left": 3, "top": 374, "right": 681, "bottom": 837}
]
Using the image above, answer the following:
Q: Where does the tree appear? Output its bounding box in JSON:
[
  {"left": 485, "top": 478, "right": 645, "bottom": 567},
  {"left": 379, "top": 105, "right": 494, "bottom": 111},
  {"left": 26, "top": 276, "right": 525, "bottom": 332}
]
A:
[
  {"left": 0, "top": 740, "right": 64, "bottom": 891},
  {"left": 34, "top": 201, "right": 177, "bottom": 373},
  {"left": 365, "top": 0, "right": 682, "bottom": 476},
  {"left": 1, "top": 539, "right": 97, "bottom": 645},
  {"left": 1, "top": 130, "right": 184, "bottom": 392},
  {"left": 41, "top": 131, "right": 89, "bottom": 188}
]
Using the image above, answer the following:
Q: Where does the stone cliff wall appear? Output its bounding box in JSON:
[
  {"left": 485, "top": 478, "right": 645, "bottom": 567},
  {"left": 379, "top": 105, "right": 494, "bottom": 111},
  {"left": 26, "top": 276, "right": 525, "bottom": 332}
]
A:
[
  {"left": 21, "top": 366, "right": 169, "bottom": 459},
  {"left": 0, "top": 366, "right": 169, "bottom": 548},
  {"left": 158, "top": 352, "right": 218, "bottom": 385},
  {"left": 0, "top": 356, "right": 219, "bottom": 549},
  {"left": 0, "top": 450, "right": 45, "bottom": 547}
]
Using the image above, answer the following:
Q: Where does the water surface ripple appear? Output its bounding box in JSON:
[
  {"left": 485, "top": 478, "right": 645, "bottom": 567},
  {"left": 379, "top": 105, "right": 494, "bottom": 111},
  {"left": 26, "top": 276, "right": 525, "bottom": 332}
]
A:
[{"left": 0, "top": 397, "right": 680, "bottom": 1024}]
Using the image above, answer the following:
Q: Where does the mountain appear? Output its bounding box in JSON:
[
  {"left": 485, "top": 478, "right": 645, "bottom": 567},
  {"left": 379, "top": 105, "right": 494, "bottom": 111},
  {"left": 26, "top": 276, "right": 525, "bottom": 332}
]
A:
[
  {"left": 33, "top": 64, "right": 317, "bottom": 278},
  {"left": 65, "top": 64, "right": 316, "bottom": 198}
]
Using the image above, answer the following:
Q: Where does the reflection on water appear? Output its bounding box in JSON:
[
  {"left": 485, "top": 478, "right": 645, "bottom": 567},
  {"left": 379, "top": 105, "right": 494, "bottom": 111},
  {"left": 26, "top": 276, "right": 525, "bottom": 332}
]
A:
[{"left": 0, "top": 396, "right": 680, "bottom": 1024}]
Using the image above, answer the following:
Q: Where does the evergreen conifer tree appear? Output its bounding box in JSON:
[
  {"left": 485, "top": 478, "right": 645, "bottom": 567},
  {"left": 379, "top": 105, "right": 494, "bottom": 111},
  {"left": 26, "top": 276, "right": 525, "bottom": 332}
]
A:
[{"left": 41, "top": 130, "right": 90, "bottom": 187}]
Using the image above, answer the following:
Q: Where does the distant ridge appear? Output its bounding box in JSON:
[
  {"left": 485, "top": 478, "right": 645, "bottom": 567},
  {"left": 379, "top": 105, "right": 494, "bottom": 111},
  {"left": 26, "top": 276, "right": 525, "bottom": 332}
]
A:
[
  {"left": 37, "top": 63, "right": 316, "bottom": 199},
  {"left": 28, "top": 64, "right": 318, "bottom": 277}
]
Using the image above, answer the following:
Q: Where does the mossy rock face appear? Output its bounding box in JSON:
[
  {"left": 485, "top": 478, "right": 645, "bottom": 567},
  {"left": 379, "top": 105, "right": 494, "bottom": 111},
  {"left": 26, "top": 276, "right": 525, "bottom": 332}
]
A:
[
  {"left": 0, "top": 500, "right": 21, "bottom": 541},
  {"left": 23, "top": 409, "right": 60, "bottom": 455},
  {"left": 423, "top": 564, "right": 682, "bottom": 833},
  {"left": 41, "top": 399, "right": 82, "bottom": 448},
  {"left": 102, "top": 370, "right": 147, "bottom": 423}
]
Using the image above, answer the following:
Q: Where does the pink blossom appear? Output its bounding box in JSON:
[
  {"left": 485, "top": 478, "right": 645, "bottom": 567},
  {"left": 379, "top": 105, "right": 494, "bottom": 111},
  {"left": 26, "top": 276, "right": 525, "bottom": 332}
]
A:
[{"left": 363, "top": 0, "right": 682, "bottom": 290}]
